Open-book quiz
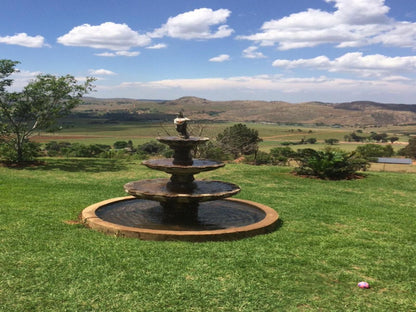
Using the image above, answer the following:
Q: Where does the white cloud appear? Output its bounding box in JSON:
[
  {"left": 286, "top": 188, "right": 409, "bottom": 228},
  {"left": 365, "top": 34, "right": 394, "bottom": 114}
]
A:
[
  {"left": 242, "top": 46, "right": 266, "bottom": 59},
  {"left": 7, "top": 70, "right": 41, "bottom": 91},
  {"left": 149, "top": 8, "right": 234, "bottom": 39},
  {"left": 95, "top": 74, "right": 415, "bottom": 103},
  {"left": 237, "top": 0, "right": 416, "bottom": 50},
  {"left": 0, "top": 33, "right": 47, "bottom": 48},
  {"left": 146, "top": 43, "right": 167, "bottom": 49},
  {"left": 95, "top": 50, "right": 140, "bottom": 57},
  {"left": 89, "top": 69, "right": 117, "bottom": 76},
  {"left": 57, "top": 22, "right": 151, "bottom": 50},
  {"left": 115, "top": 51, "right": 140, "bottom": 57},
  {"left": 209, "top": 54, "right": 230, "bottom": 62},
  {"left": 273, "top": 52, "right": 416, "bottom": 77}
]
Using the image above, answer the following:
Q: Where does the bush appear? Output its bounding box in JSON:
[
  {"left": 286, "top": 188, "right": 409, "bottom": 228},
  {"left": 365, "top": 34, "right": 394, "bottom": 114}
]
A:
[
  {"left": 325, "top": 138, "right": 339, "bottom": 145},
  {"left": 44, "top": 141, "right": 72, "bottom": 156},
  {"left": 137, "top": 140, "right": 167, "bottom": 155},
  {"left": 65, "top": 143, "right": 111, "bottom": 158},
  {"left": 397, "top": 137, "right": 416, "bottom": 159},
  {"left": 294, "top": 148, "right": 369, "bottom": 180},
  {"left": 113, "top": 141, "right": 129, "bottom": 149},
  {"left": 270, "top": 147, "right": 296, "bottom": 166},
  {"left": 355, "top": 144, "right": 394, "bottom": 159},
  {"left": 243, "top": 151, "right": 272, "bottom": 165},
  {"left": 0, "top": 140, "right": 41, "bottom": 163},
  {"left": 196, "top": 141, "right": 230, "bottom": 161}
]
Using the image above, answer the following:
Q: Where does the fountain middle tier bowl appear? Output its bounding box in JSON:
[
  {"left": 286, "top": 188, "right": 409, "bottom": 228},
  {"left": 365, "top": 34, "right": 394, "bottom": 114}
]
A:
[
  {"left": 142, "top": 158, "right": 225, "bottom": 174},
  {"left": 124, "top": 178, "right": 240, "bottom": 203}
]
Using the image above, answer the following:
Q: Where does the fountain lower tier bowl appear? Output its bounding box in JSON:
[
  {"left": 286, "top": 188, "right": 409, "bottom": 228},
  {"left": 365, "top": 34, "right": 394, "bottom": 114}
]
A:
[
  {"left": 142, "top": 159, "right": 225, "bottom": 175},
  {"left": 81, "top": 196, "right": 279, "bottom": 241},
  {"left": 124, "top": 178, "right": 241, "bottom": 203}
]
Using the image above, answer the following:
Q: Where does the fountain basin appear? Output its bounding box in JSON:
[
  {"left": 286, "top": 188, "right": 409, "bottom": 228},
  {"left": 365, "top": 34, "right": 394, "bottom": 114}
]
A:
[{"left": 81, "top": 196, "right": 279, "bottom": 241}]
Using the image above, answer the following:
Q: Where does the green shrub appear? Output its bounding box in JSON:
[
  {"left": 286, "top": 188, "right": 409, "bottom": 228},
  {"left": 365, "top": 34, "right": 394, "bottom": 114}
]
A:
[
  {"left": 196, "top": 141, "right": 230, "bottom": 161},
  {"left": 113, "top": 141, "right": 129, "bottom": 149},
  {"left": 137, "top": 140, "right": 167, "bottom": 155},
  {"left": 397, "top": 137, "right": 416, "bottom": 159},
  {"left": 294, "top": 148, "right": 369, "bottom": 180},
  {"left": 356, "top": 144, "right": 394, "bottom": 159},
  {"left": 0, "top": 140, "right": 41, "bottom": 163},
  {"left": 243, "top": 151, "right": 271, "bottom": 165}
]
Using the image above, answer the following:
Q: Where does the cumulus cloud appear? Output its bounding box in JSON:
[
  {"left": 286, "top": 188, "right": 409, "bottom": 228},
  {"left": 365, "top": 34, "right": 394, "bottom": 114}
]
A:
[
  {"left": 209, "top": 54, "right": 230, "bottom": 62},
  {"left": 242, "top": 46, "right": 266, "bottom": 59},
  {"left": 95, "top": 51, "right": 140, "bottom": 57},
  {"left": 273, "top": 52, "right": 416, "bottom": 77},
  {"left": 0, "top": 33, "right": 47, "bottom": 48},
  {"left": 149, "top": 8, "right": 234, "bottom": 39},
  {"left": 7, "top": 70, "right": 41, "bottom": 91},
  {"left": 57, "top": 22, "right": 151, "bottom": 50},
  {"left": 237, "top": 0, "right": 416, "bottom": 50},
  {"left": 89, "top": 69, "right": 117, "bottom": 76},
  {"left": 146, "top": 43, "right": 167, "bottom": 49}
]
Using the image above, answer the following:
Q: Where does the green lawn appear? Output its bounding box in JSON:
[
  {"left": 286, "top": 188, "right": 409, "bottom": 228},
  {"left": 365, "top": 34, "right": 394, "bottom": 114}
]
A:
[{"left": 1, "top": 159, "right": 415, "bottom": 311}]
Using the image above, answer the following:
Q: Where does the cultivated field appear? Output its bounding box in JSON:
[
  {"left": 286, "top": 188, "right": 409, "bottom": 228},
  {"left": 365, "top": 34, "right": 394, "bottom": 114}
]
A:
[{"left": 31, "top": 121, "right": 416, "bottom": 172}]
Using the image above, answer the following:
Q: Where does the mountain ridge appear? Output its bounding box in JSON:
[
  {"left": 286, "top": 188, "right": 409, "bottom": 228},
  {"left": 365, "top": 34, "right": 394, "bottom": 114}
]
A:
[{"left": 79, "top": 96, "right": 416, "bottom": 126}]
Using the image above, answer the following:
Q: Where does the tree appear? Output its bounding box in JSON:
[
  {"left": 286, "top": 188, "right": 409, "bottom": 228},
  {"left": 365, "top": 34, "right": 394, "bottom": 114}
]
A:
[
  {"left": 388, "top": 136, "right": 399, "bottom": 144},
  {"left": 370, "top": 132, "right": 388, "bottom": 143},
  {"left": 216, "top": 123, "right": 262, "bottom": 158},
  {"left": 0, "top": 61, "right": 95, "bottom": 163},
  {"left": 356, "top": 144, "right": 394, "bottom": 159},
  {"left": 398, "top": 138, "right": 416, "bottom": 159},
  {"left": 325, "top": 138, "right": 339, "bottom": 145},
  {"left": 0, "top": 60, "right": 19, "bottom": 92}
]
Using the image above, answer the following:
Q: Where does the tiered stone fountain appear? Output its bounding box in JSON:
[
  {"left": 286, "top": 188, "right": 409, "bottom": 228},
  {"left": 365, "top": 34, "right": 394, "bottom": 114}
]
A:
[{"left": 82, "top": 115, "right": 278, "bottom": 241}]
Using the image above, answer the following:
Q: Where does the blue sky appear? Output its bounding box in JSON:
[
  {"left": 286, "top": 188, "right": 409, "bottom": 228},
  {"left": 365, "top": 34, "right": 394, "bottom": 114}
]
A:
[{"left": 1, "top": 0, "right": 416, "bottom": 103}]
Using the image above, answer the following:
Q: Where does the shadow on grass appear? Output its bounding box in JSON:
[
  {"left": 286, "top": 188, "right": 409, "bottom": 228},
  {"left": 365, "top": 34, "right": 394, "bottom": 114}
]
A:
[
  {"left": 6, "top": 158, "right": 128, "bottom": 173},
  {"left": 274, "top": 218, "right": 284, "bottom": 231}
]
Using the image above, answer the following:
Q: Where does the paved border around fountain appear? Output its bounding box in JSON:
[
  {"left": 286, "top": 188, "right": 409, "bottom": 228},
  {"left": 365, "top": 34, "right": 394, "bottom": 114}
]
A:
[{"left": 81, "top": 196, "right": 279, "bottom": 242}]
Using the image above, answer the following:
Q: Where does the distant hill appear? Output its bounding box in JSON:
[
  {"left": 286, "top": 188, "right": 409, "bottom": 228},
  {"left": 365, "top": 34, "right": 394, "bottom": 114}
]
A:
[{"left": 77, "top": 97, "right": 416, "bottom": 126}]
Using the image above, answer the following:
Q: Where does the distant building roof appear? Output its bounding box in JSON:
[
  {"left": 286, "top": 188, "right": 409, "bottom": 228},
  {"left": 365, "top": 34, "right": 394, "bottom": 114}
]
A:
[{"left": 377, "top": 157, "right": 412, "bottom": 164}]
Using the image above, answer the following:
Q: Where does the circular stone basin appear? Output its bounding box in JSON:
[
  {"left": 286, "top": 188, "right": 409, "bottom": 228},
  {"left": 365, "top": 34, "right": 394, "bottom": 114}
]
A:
[
  {"left": 81, "top": 197, "right": 279, "bottom": 241},
  {"left": 143, "top": 159, "right": 225, "bottom": 175},
  {"left": 124, "top": 178, "right": 241, "bottom": 203}
]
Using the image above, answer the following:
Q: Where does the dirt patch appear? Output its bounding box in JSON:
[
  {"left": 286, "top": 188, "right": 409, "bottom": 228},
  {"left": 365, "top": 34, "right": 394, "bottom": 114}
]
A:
[{"left": 31, "top": 135, "right": 105, "bottom": 142}]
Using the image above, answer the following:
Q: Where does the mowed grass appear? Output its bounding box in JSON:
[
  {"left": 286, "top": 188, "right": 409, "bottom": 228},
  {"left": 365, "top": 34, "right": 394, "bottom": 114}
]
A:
[{"left": 1, "top": 159, "right": 415, "bottom": 311}]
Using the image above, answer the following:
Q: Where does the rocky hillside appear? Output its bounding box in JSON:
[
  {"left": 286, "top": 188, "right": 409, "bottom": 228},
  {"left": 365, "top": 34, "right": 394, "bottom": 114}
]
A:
[{"left": 79, "top": 96, "right": 416, "bottom": 126}]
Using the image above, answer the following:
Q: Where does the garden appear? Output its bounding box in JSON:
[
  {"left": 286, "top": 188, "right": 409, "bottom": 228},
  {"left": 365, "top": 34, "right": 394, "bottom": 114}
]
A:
[{"left": 1, "top": 59, "right": 415, "bottom": 311}]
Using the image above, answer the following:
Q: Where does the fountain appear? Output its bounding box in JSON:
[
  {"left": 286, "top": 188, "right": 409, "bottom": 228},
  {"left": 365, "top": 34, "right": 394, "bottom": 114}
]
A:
[{"left": 81, "top": 114, "right": 279, "bottom": 241}]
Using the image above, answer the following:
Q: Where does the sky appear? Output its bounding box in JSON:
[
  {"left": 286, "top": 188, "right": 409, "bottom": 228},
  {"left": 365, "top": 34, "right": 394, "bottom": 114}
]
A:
[{"left": 1, "top": 0, "right": 416, "bottom": 103}]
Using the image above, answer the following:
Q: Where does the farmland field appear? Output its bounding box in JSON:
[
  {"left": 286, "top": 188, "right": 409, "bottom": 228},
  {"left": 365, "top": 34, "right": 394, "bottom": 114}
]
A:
[{"left": 30, "top": 120, "right": 415, "bottom": 173}]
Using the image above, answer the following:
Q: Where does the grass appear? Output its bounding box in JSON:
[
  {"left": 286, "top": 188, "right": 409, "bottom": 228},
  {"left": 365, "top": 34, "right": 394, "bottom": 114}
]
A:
[{"left": 1, "top": 159, "right": 415, "bottom": 311}]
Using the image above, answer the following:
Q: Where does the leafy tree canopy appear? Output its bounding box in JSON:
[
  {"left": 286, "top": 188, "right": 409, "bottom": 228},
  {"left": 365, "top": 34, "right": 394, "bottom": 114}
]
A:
[
  {"left": 0, "top": 59, "right": 95, "bottom": 163},
  {"left": 216, "top": 123, "right": 262, "bottom": 158}
]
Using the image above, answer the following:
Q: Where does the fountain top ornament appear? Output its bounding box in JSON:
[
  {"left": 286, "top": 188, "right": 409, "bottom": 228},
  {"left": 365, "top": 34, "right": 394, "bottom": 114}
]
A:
[{"left": 174, "top": 111, "right": 190, "bottom": 139}]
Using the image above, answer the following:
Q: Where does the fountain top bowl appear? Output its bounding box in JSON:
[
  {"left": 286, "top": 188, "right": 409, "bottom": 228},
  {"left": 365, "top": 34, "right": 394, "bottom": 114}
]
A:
[{"left": 157, "top": 136, "right": 209, "bottom": 144}]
